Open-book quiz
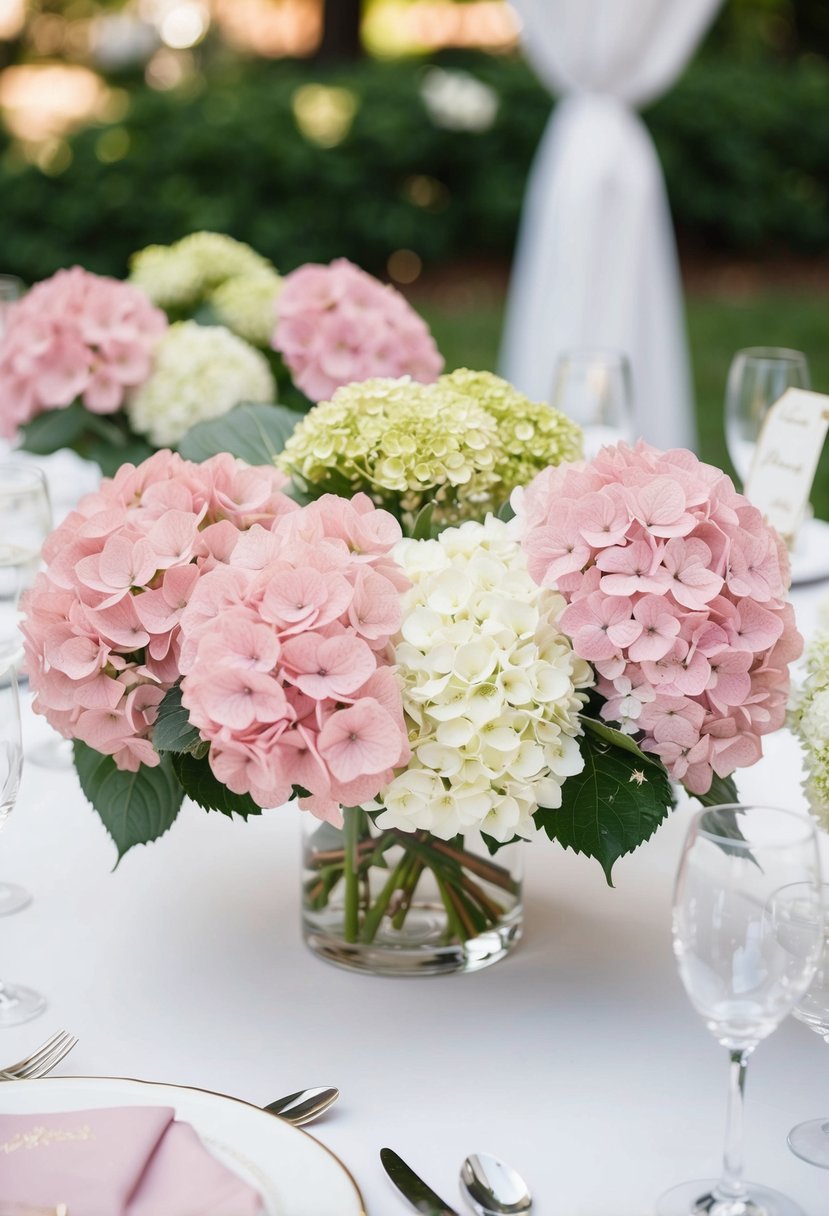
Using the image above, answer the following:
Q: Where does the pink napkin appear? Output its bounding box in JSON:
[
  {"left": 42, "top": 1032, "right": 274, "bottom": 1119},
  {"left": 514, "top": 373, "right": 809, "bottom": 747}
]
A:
[{"left": 0, "top": 1106, "right": 265, "bottom": 1216}]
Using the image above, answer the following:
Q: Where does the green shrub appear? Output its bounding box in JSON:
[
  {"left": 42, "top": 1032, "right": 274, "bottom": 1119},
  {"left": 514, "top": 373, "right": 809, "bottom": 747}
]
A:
[{"left": 0, "top": 50, "right": 827, "bottom": 284}]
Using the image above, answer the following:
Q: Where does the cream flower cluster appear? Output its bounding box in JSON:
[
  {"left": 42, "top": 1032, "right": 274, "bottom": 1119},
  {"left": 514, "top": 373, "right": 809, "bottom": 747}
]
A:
[
  {"left": 374, "top": 517, "right": 593, "bottom": 842},
  {"left": 129, "top": 232, "right": 278, "bottom": 318},
  {"left": 791, "top": 618, "right": 829, "bottom": 829},
  {"left": 279, "top": 371, "right": 582, "bottom": 530},
  {"left": 212, "top": 269, "right": 283, "bottom": 347},
  {"left": 126, "top": 321, "right": 275, "bottom": 446}
]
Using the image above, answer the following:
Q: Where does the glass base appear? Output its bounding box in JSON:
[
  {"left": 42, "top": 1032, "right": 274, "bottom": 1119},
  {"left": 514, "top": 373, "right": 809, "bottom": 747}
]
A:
[
  {"left": 656, "top": 1180, "right": 805, "bottom": 1216},
  {"left": 303, "top": 904, "right": 522, "bottom": 976},
  {"left": 0, "top": 882, "right": 31, "bottom": 916},
  {"left": 788, "top": 1118, "right": 829, "bottom": 1168},
  {"left": 0, "top": 983, "right": 46, "bottom": 1027}
]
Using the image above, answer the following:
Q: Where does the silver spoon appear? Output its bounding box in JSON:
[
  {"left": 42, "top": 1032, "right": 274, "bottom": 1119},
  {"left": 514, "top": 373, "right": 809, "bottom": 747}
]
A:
[
  {"left": 263, "top": 1086, "right": 339, "bottom": 1126},
  {"left": 460, "top": 1153, "right": 532, "bottom": 1215}
]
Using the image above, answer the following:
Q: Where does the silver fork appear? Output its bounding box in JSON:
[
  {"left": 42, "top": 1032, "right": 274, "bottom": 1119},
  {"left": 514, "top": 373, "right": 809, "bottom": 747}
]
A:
[{"left": 0, "top": 1030, "right": 78, "bottom": 1080}]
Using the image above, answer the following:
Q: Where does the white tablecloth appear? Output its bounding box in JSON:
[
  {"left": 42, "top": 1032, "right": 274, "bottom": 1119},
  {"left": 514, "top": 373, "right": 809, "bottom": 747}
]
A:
[{"left": 2, "top": 581, "right": 829, "bottom": 1216}]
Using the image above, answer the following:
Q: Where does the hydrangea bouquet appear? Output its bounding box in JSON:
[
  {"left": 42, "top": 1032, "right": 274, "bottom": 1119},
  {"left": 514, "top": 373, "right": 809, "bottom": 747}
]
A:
[
  {"left": 21, "top": 365, "right": 803, "bottom": 973},
  {"left": 1, "top": 234, "right": 443, "bottom": 477}
]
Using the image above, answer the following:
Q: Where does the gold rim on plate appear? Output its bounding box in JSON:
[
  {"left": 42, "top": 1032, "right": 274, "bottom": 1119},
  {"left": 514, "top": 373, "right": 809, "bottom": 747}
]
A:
[{"left": 8, "top": 1075, "right": 367, "bottom": 1216}]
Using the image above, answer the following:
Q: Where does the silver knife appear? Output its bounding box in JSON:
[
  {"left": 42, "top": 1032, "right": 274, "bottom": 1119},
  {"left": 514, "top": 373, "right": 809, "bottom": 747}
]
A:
[{"left": 380, "top": 1147, "right": 460, "bottom": 1216}]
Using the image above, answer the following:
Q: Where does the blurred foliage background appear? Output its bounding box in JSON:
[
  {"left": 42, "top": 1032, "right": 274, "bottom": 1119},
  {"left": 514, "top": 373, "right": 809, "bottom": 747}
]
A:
[
  {"left": 0, "top": 0, "right": 827, "bottom": 279},
  {"left": 0, "top": 0, "right": 827, "bottom": 508}
]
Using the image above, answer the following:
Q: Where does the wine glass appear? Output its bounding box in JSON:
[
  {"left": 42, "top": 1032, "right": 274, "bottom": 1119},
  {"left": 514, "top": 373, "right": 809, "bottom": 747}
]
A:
[
  {"left": 786, "top": 882, "right": 829, "bottom": 1168},
  {"left": 0, "top": 672, "right": 46, "bottom": 1024},
  {"left": 657, "top": 805, "right": 823, "bottom": 1216},
  {"left": 0, "top": 462, "right": 52, "bottom": 676},
  {"left": 551, "top": 349, "right": 635, "bottom": 459},
  {"left": 724, "top": 347, "right": 810, "bottom": 487},
  {"left": 0, "top": 462, "right": 52, "bottom": 909}
]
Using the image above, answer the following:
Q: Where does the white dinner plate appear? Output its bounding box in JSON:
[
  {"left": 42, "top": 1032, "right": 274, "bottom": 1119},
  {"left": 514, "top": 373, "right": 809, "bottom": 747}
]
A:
[{"left": 0, "top": 1075, "right": 366, "bottom": 1216}]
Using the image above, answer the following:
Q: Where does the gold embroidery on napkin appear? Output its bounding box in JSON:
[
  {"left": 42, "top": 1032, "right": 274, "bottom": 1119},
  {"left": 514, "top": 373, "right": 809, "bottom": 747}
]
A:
[{"left": 0, "top": 1124, "right": 95, "bottom": 1153}]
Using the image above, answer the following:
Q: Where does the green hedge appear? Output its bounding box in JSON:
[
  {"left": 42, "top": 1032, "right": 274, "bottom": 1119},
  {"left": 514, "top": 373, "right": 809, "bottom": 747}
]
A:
[{"left": 0, "top": 51, "right": 827, "bottom": 283}]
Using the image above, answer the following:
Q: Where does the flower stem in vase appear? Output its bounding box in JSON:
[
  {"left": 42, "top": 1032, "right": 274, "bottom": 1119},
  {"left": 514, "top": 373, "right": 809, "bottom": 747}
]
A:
[
  {"left": 342, "top": 807, "right": 364, "bottom": 943},
  {"left": 301, "top": 815, "right": 523, "bottom": 975}
]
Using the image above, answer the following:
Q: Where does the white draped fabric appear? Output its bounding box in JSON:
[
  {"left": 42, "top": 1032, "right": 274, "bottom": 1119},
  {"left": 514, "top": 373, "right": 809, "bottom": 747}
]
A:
[{"left": 500, "top": 0, "right": 724, "bottom": 451}]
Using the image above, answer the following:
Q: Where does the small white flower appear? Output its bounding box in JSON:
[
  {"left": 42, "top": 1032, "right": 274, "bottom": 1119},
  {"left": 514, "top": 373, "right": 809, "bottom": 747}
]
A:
[
  {"left": 420, "top": 67, "right": 499, "bottom": 134},
  {"left": 792, "top": 623, "right": 829, "bottom": 829}
]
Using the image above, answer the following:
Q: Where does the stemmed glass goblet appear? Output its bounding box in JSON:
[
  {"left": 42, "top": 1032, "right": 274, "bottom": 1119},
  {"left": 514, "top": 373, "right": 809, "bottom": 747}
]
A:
[
  {"left": 551, "top": 348, "right": 635, "bottom": 460},
  {"left": 0, "top": 462, "right": 52, "bottom": 910},
  {"left": 786, "top": 882, "right": 829, "bottom": 1168},
  {"left": 0, "top": 671, "right": 46, "bottom": 1024},
  {"left": 724, "top": 347, "right": 810, "bottom": 488},
  {"left": 657, "top": 805, "right": 823, "bottom": 1216}
]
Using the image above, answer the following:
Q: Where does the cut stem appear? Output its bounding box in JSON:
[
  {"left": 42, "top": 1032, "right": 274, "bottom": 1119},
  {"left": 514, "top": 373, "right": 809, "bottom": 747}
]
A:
[{"left": 342, "top": 808, "right": 362, "bottom": 944}]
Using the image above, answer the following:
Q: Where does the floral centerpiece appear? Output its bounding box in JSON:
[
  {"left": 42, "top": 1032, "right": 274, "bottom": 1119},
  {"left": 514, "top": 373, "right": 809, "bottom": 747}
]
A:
[
  {"left": 1, "top": 234, "right": 443, "bottom": 475},
  {"left": 21, "top": 379, "right": 802, "bottom": 974}
]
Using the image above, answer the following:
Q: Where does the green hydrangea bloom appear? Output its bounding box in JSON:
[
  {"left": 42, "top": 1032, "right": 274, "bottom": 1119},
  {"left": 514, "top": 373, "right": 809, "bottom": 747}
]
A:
[
  {"left": 211, "top": 269, "right": 283, "bottom": 347},
  {"left": 279, "top": 371, "right": 583, "bottom": 531},
  {"left": 129, "top": 231, "right": 275, "bottom": 317},
  {"left": 442, "top": 368, "right": 583, "bottom": 488}
]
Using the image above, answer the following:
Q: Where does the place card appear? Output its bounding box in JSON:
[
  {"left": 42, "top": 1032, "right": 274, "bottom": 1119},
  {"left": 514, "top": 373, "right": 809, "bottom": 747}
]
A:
[{"left": 744, "top": 388, "right": 829, "bottom": 540}]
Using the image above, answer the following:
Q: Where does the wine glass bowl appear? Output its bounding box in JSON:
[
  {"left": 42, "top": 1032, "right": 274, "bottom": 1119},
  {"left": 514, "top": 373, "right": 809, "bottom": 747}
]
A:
[
  {"left": 785, "top": 883, "right": 829, "bottom": 1168},
  {"left": 724, "top": 347, "right": 810, "bottom": 488},
  {"left": 0, "top": 462, "right": 52, "bottom": 675},
  {"left": 658, "top": 805, "right": 823, "bottom": 1216},
  {"left": 551, "top": 348, "right": 635, "bottom": 459},
  {"left": 0, "top": 672, "right": 45, "bottom": 1024}
]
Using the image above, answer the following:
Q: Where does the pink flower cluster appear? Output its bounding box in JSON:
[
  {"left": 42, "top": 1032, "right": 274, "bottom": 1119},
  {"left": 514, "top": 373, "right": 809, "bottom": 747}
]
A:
[
  {"left": 21, "top": 450, "right": 297, "bottom": 771},
  {"left": 520, "top": 441, "right": 802, "bottom": 794},
  {"left": 272, "top": 257, "right": 443, "bottom": 402},
  {"left": 178, "top": 493, "right": 411, "bottom": 823},
  {"left": 0, "top": 267, "right": 167, "bottom": 437}
]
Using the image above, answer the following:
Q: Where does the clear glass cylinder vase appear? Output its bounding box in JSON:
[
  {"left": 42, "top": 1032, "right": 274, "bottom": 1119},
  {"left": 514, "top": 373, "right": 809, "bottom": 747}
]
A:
[{"left": 301, "top": 809, "right": 523, "bottom": 976}]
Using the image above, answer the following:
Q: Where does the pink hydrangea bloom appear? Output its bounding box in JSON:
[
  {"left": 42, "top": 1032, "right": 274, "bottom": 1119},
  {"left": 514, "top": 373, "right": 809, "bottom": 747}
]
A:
[
  {"left": 518, "top": 440, "right": 802, "bottom": 794},
  {"left": 21, "top": 450, "right": 297, "bottom": 772},
  {"left": 178, "top": 493, "right": 411, "bottom": 822},
  {"left": 0, "top": 267, "right": 167, "bottom": 437},
  {"left": 272, "top": 258, "right": 443, "bottom": 402}
]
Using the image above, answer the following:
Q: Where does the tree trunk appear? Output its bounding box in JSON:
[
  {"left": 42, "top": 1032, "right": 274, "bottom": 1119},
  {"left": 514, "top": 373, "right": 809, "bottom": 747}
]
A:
[{"left": 316, "top": 0, "right": 363, "bottom": 62}]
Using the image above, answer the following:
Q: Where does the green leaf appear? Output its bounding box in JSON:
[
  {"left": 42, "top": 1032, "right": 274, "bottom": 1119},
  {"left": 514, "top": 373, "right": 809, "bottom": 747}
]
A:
[
  {"left": 81, "top": 435, "right": 156, "bottom": 478},
  {"left": 535, "top": 730, "right": 675, "bottom": 885},
  {"left": 481, "top": 830, "right": 521, "bottom": 856},
  {"left": 580, "top": 716, "right": 665, "bottom": 768},
  {"left": 19, "top": 402, "right": 89, "bottom": 455},
  {"left": 177, "top": 402, "right": 300, "bottom": 465},
  {"left": 171, "top": 751, "right": 262, "bottom": 818},
  {"left": 692, "top": 772, "right": 739, "bottom": 808},
  {"left": 496, "top": 498, "right": 516, "bottom": 523},
  {"left": 152, "top": 683, "right": 201, "bottom": 754},
  {"left": 410, "top": 501, "right": 434, "bottom": 541},
  {"left": 73, "top": 741, "right": 184, "bottom": 861}
]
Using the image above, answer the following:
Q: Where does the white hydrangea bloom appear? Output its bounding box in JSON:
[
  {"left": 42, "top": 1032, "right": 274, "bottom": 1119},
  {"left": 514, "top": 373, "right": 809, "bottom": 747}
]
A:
[
  {"left": 126, "top": 321, "right": 275, "bottom": 447},
  {"left": 211, "top": 269, "right": 283, "bottom": 348},
  {"left": 791, "top": 624, "right": 829, "bottom": 828},
  {"left": 374, "top": 516, "right": 593, "bottom": 842}
]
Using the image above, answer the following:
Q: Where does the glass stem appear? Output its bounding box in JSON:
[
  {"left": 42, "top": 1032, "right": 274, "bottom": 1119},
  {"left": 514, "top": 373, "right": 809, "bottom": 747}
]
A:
[{"left": 718, "top": 1047, "right": 752, "bottom": 1201}]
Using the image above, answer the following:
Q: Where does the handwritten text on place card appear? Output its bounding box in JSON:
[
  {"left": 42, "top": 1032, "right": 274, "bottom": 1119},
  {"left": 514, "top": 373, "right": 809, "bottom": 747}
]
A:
[{"left": 744, "top": 388, "right": 829, "bottom": 539}]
